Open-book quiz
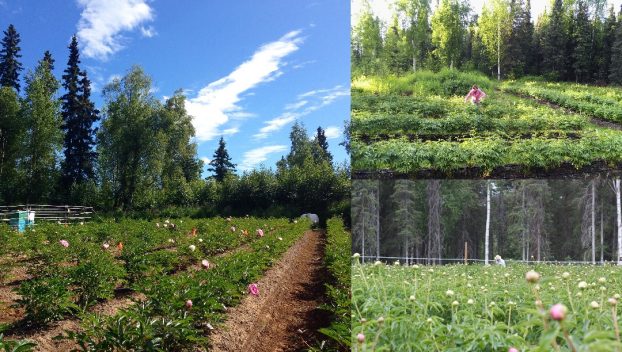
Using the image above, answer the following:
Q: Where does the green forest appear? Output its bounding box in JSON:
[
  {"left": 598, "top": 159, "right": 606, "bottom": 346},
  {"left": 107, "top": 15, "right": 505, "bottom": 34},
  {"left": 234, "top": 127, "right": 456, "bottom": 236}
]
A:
[
  {"left": 352, "top": 0, "right": 622, "bottom": 83},
  {"left": 352, "top": 179, "right": 622, "bottom": 263},
  {"left": 0, "top": 25, "right": 349, "bottom": 221}
]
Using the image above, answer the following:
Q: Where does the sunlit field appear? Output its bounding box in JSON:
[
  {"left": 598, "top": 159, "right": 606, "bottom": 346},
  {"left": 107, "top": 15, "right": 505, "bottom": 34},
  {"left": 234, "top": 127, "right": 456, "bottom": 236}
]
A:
[{"left": 352, "top": 259, "right": 622, "bottom": 351}]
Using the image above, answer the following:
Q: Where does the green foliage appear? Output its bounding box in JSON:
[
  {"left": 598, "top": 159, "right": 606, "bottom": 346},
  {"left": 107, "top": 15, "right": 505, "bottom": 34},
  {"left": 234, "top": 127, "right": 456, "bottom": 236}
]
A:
[
  {"left": 0, "top": 86, "right": 23, "bottom": 204},
  {"left": 0, "top": 24, "right": 23, "bottom": 92},
  {"left": 0, "top": 335, "right": 35, "bottom": 352},
  {"left": 352, "top": 262, "right": 622, "bottom": 351},
  {"left": 71, "top": 248, "right": 126, "bottom": 307},
  {"left": 207, "top": 136, "right": 235, "bottom": 181},
  {"left": 21, "top": 57, "right": 62, "bottom": 203},
  {"left": 319, "top": 218, "right": 352, "bottom": 349},
  {"left": 16, "top": 274, "right": 78, "bottom": 325}
]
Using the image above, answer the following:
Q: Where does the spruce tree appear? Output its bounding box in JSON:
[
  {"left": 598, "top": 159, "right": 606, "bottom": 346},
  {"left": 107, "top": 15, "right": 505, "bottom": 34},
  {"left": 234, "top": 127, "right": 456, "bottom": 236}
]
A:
[
  {"left": 600, "top": 6, "right": 617, "bottom": 81},
  {"left": 0, "top": 24, "right": 23, "bottom": 92},
  {"left": 43, "top": 50, "right": 55, "bottom": 71},
  {"left": 506, "top": 0, "right": 534, "bottom": 77},
  {"left": 572, "top": 0, "right": 592, "bottom": 82},
  {"left": 60, "top": 35, "right": 99, "bottom": 190},
  {"left": 313, "top": 126, "right": 333, "bottom": 163},
  {"left": 208, "top": 137, "right": 236, "bottom": 181},
  {"left": 541, "top": 0, "right": 568, "bottom": 79},
  {"left": 610, "top": 7, "right": 622, "bottom": 84}
]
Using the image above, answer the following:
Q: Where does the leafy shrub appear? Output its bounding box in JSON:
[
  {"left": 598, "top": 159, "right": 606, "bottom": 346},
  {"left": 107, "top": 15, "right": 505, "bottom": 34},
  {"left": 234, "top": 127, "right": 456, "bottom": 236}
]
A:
[
  {"left": 17, "top": 275, "right": 77, "bottom": 324},
  {"left": 0, "top": 334, "right": 35, "bottom": 352},
  {"left": 70, "top": 248, "right": 126, "bottom": 307}
]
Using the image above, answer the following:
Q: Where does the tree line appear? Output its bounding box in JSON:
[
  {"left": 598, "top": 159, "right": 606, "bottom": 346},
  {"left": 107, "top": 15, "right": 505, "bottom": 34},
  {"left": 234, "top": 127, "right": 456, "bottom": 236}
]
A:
[
  {"left": 0, "top": 24, "right": 349, "bottom": 221},
  {"left": 352, "top": 179, "right": 622, "bottom": 264},
  {"left": 352, "top": 0, "right": 622, "bottom": 83}
]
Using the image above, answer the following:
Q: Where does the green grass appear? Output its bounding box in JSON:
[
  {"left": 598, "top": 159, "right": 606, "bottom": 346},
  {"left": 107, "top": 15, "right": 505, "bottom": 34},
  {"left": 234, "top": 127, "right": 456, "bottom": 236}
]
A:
[{"left": 352, "top": 261, "right": 622, "bottom": 351}]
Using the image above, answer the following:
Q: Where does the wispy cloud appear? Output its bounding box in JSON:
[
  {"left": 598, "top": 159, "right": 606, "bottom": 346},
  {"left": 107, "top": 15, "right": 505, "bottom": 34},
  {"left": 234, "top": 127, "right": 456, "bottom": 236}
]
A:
[
  {"left": 187, "top": 30, "right": 304, "bottom": 142},
  {"left": 140, "top": 25, "right": 156, "bottom": 38},
  {"left": 240, "top": 145, "right": 288, "bottom": 171},
  {"left": 76, "top": 0, "right": 155, "bottom": 60},
  {"left": 324, "top": 126, "right": 342, "bottom": 139},
  {"left": 254, "top": 85, "right": 349, "bottom": 139}
]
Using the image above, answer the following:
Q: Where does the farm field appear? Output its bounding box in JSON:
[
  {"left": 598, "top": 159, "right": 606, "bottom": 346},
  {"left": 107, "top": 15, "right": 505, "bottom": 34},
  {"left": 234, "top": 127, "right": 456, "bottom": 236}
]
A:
[
  {"left": 0, "top": 216, "right": 351, "bottom": 351},
  {"left": 351, "top": 70, "right": 622, "bottom": 179},
  {"left": 351, "top": 260, "right": 622, "bottom": 351}
]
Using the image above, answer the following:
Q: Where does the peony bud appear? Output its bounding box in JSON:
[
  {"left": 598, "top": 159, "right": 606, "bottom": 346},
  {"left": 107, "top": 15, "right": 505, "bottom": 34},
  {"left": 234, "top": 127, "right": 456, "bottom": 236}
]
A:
[{"left": 550, "top": 303, "right": 567, "bottom": 321}]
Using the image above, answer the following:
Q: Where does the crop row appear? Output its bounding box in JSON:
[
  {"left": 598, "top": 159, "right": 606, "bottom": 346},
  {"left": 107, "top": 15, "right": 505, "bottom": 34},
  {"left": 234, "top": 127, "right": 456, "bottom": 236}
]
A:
[
  {"left": 352, "top": 261, "right": 622, "bottom": 351},
  {"left": 317, "top": 217, "right": 351, "bottom": 350},
  {"left": 62, "top": 218, "right": 310, "bottom": 351},
  {"left": 351, "top": 130, "right": 622, "bottom": 176},
  {"left": 0, "top": 217, "right": 302, "bottom": 328},
  {"left": 502, "top": 81, "right": 622, "bottom": 124}
]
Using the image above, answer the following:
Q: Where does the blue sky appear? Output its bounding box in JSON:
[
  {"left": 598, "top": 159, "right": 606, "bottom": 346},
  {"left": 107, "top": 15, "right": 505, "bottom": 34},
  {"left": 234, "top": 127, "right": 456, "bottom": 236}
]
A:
[{"left": 0, "top": 0, "right": 350, "bottom": 175}]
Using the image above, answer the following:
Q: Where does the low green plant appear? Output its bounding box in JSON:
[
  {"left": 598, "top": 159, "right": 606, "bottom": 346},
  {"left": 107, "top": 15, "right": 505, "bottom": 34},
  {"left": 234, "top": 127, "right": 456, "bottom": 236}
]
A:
[
  {"left": 16, "top": 274, "right": 77, "bottom": 324},
  {"left": 0, "top": 334, "right": 35, "bottom": 352}
]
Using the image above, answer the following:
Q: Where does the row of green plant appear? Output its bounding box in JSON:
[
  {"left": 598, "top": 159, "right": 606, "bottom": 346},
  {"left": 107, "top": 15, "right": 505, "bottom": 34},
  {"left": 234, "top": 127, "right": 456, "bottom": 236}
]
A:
[
  {"left": 352, "top": 69, "right": 496, "bottom": 97},
  {"left": 352, "top": 261, "right": 622, "bottom": 351},
  {"left": 352, "top": 91, "right": 590, "bottom": 136},
  {"left": 351, "top": 130, "right": 622, "bottom": 175},
  {"left": 316, "top": 218, "right": 351, "bottom": 351},
  {"left": 352, "top": 113, "right": 588, "bottom": 138},
  {"left": 514, "top": 78, "right": 622, "bottom": 103},
  {"left": 62, "top": 219, "right": 310, "bottom": 351},
  {"left": 502, "top": 81, "right": 622, "bottom": 123},
  {"left": 0, "top": 218, "right": 300, "bottom": 327}
]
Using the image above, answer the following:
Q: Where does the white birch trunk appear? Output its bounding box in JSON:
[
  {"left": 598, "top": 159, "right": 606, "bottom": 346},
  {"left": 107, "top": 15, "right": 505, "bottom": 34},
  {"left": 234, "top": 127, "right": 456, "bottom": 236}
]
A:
[
  {"left": 592, "top": 180, "right": 596, "bottom": 264},
  {"left": 615, "top": 178, "right": 622, "bottom": 265},
  {"left": 485, "top": 181, "right": 491, "bottom": 265}
]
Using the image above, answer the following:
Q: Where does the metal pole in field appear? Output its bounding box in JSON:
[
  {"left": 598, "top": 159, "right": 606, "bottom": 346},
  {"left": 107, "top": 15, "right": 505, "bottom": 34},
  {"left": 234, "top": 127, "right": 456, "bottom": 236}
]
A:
[{"left": 464, "top": 242, "right": 468, "bottom": 265}]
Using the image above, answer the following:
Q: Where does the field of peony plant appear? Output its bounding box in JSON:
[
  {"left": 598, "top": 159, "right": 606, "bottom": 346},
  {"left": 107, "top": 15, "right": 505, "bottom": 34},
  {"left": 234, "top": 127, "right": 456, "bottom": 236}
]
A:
[
  {"left": 0, "top": 216, "right": 311, "bottom": 350},
  {"left": 352, "top": 258, "right": 622, "bottom": 351}
]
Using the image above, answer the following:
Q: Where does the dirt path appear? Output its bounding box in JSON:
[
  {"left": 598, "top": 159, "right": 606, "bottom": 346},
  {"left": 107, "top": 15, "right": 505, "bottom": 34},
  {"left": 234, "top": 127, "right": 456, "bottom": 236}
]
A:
[{"left": 209, "top": 230, "right": 331, "bottom": 352}]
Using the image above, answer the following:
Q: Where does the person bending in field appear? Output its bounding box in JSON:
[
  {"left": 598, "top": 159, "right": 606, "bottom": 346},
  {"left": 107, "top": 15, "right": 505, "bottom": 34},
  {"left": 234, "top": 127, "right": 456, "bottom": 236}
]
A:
[
  {"left": 495, "top": 255, "right": 506, "bottom": 267},
  {"left": 464, "top": 84, "right": 487, "bottom": 105}
]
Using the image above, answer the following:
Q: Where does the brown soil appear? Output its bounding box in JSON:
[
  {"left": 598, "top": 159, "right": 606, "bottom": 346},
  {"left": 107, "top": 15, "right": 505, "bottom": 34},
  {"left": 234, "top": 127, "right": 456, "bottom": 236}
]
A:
[
  {"left": 209, "top": 230, "right": 331, "bottom": 352},
  {"left": 1, "top": 239, "right": 259, "bottom": 350},
  {"left": 4, "top": 290, "right": 145, "bottom": 352}
]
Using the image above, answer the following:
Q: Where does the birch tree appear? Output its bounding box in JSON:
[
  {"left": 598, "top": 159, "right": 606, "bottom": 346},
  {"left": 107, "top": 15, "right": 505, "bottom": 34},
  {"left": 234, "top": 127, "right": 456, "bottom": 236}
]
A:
[{"left": 478, "top": 0, "right": 512, "bottom": 80}]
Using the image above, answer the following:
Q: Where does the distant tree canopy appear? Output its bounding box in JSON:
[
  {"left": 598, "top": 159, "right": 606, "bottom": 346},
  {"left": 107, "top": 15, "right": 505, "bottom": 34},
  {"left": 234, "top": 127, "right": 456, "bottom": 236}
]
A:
[
  {"left": 0, "top": 24, "right": 349, "bottom": 222},
  {"left": 352, "top": 0, "right": 622, "bottom": 84}
]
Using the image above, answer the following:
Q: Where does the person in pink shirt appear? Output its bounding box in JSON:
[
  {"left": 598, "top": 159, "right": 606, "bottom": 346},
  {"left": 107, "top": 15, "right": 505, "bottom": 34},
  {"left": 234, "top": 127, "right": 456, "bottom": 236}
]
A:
[{"left": 464, "top": 84, "right": 487, "bottom": 105}]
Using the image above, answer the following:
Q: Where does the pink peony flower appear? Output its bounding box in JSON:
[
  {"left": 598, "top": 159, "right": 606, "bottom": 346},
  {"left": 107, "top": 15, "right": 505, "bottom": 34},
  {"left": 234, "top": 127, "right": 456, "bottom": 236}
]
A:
[
  {"left": 59, "top": 240, "right": 69, "bottom": 248},
  {"left": 357, "top": 333, "right": 365, "bottom": 343},
  {"left": 509, "top": 348, "right": 519, "bottom": 352},
  {"left": 201, "top": 259, "right": 210, "bottom": 269},
  {"left": 550, "top": 303, "right": 567, "bottom": 321},
  {"left": 256, "top": 229, "right": 264, "bottom": 237},
  {"left": 248, "top": 283, "right": 259, "bottom": 296},
  {"left": 102, "top": 243, "right": 110, "bottom": 250},
  {"left": 185, "top": 299, "right": 193, "bottom": 309}
]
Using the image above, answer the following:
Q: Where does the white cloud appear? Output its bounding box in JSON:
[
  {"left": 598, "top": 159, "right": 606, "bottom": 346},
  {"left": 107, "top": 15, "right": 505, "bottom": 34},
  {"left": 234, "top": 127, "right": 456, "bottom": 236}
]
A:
[
  {"left": 187, "top": 30, "right": 304, "bottom": 142},
  {"left": 324, "top": 126, "right": 342, "bottom": 140},
  {"left": 240, "top": 145, "right": 288, "bottom": 171},
  {"left": 76, "top": 0, "right": 155, "bottom": 60},
  {"left": 285, "top": 100, "right": 308, "bottom": 110},
  {"left": 200, "top": 157, "right": 211, "bottom": 165},
  {"left": 140, "top": 25, "right": 156, "bottom": 38},
  {"left": 254, "top": 85, "right": 349, "bottom": 139}
]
